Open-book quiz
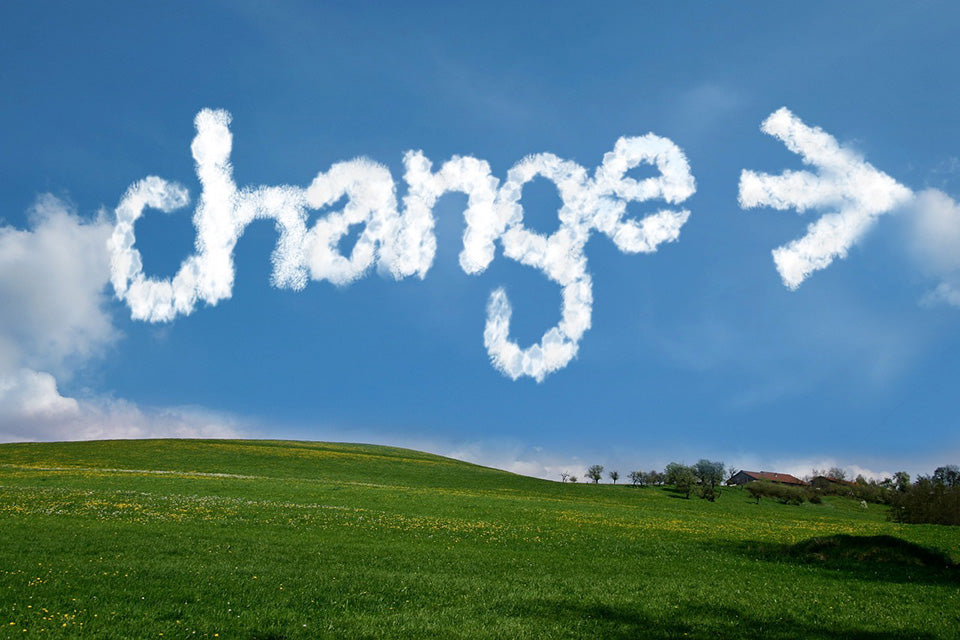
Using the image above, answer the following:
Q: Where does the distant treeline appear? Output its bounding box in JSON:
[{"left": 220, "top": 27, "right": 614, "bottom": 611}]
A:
[
  {"left": 806, "top": 465, "right": 960, "bottom": 526},
  {"left": 562, "top": 460, "right": 727, "bottom": 501},
  {"left": 888, "top": 467, "right": 960, "bottom": 526},
  {"left": 562, "top": 461, "right": 960, "bottom": 526}
]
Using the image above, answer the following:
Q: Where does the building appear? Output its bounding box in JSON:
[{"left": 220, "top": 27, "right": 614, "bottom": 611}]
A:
[{"left": 726, "top": 470, "right": 808, "bottom": 486}]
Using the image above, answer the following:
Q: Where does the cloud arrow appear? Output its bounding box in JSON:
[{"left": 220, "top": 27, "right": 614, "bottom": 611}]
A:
[{"left": 739, "top": 107, "right": 913, "bottom": 289}]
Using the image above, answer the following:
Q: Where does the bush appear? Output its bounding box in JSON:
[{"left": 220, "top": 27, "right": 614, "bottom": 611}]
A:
[
  {"left": 697, "top": 484, "right": 722, "bottom": 502},
  {"left": 745, "top": 481, "right": 807, "bottom": 505},
  {"left": 776, "top": 485, "right": 805, "bottom": 506},
  {"left": 745, "top": 481, "right": 767, "bottom": 503}
]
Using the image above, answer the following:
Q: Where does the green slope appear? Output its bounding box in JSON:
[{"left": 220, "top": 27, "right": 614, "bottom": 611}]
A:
[
  {"left": 0, "top": 439, "right": 957, "bottom": 639},
  {"left": 0, "top": 438, "right": 536, "bottom": 489}
]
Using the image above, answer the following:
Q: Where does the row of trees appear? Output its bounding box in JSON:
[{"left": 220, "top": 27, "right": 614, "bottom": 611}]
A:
[
  {"left": 561, "top": 460, "right": 730, "bottom": 502},
  {"left": 559, "top": 465, "right": 619, "bottom": 485},
  {"left": 811, "top": 463, "right": 959, "bottom": 523},
  {"left": 888, "top": 465, "right": 960, "bottom": 525},
  {"left": 663, "top": 460, "right": 726, "bottom": 501},
  {"left": 803, "top": 466, "right": 957, "bottom": 507}
]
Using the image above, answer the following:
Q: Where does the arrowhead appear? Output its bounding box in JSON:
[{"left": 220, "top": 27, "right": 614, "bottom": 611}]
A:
[{"left": 739, "top": 107, "right": 912, "bottom": 289}]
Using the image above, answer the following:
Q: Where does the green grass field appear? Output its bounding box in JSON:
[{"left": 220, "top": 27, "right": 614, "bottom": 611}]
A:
[{"left": 0, "top": 439, "right": 957, "bottom": 639}]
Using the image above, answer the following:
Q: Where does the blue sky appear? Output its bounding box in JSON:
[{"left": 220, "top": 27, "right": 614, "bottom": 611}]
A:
[{"left": 2, "top": 1, "right": 960, "bottom": 480}]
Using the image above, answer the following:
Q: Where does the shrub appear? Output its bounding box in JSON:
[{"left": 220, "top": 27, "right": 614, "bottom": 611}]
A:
[
  {"left": 745, "top": 481, "right": 807, "bottom": 505},
  {"left": 775, "top": 485, "right": 805, "bottom": 506},
  {"left": 697, "top": 484, "right": 722, "bottom": 502}
]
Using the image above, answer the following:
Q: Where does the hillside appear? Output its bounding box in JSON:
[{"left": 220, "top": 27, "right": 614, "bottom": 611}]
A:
[{"left": 0, "top": 439, "right": 957, "bottom": 639}]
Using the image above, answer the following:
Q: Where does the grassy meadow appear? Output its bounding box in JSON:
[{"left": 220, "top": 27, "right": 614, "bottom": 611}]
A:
[{"left": 0, "top": 439, "right": 957, "bottom": 639}]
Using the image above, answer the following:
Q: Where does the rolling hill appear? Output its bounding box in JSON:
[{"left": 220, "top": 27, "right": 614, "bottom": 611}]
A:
[{"left": 0, "top": 439, "right": 957, "bottom": 639}]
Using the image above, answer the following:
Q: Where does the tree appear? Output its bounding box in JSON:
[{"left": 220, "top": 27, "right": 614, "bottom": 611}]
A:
[
  {"left": 933, "top": 465, "right": 960, "bottom": 487},
  {"left": 665, "top": 462, "right": 697, "bottom": 498},
  {"left": 664, "top": 462, "right": 688, "bottom": 486},
  {"left": 586, "top": 465, "right": 604, "bottom": 484},
  {"left": 560, "top": 472, "right": 570, "bottom": 483},
  {"left": 628, "top": 470, "right": 644, "bottom": 486},
  {"left": 726, "top": 467, "right": 740, "bottom": 483},
  {"left": 691, "top": 459, "right": 725, "bottom": 501},
  {"left": 608, "top": 470, "right": 619, "bottom": 484},
  {"left": 647, "top": 470, "right": 663, "bottom": 486},
  {"left": 827, "top": 466, "right": 847, "bottom": 481},
  {"left": 893, "top": 471, "right": 911, "bottom": 492},
  {"left": 675, "top": 467, "right": 696, "bottom": 499},
  {"left": 694, "top": 459, "right": 725, "bottom": 488},
  {"left": 568, "top": 475, "right": 578, "bottom": 483}
]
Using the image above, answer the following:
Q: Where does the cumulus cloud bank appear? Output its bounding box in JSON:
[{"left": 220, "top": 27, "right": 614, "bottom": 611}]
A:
[
  {"left": 0, "top": 196, "right": 241, "bottom": 442},
  {"left": 0, "top": 196, "right": 115, "bottom": 375},
  {"left": 739, "top": 107, "right": 913, "bottom": 289},
  {"left": 0, "top": 368, "right": 241, "bottom": 442},
  {"left": 110, "top": 109, "right": 695, "bottom": 381},
  {"left": 904, "top": 188, "right": 960, "bottom": 307}
]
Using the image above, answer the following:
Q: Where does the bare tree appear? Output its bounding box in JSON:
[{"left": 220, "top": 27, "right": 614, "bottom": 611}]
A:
[
  {"left": 628, "top": 470, "right": 644, "bottom": 486},
  {"left": 560, "top": 472, "right": 570, "bottom": 483},
  {"left": 608, "top": 470, "right": 620, "bottom": 484}
]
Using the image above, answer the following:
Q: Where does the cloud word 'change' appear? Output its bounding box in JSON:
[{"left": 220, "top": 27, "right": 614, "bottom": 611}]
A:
[
  {"left": 109, "top": 109, "right": 695, "bottom": 381},
  {"left": 110, "top": 107, "right": 912, "bottom": 381}
]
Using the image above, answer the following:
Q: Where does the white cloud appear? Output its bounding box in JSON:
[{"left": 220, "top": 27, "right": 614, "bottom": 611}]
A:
[
  {"left": 436, "top": 440, "right": 592, "bottom": 482},
  {"left": 902, "top": 188, "right": 960, "bottom": 307},
  {"left": 110, "top": 109, "right": 695, "bottom": 381},
  {"left": 0, "top": 196, "right": 242, "bottom": 442},
  {"left": 0, "top": 369, "right": 241, "bottom": 443},
  {"left": 740, "top": 107, "right": 912, "bottom": 289},
  {"left": 0, "top": 195, "right": 115, "bottom": 375},
  {"left": 0, "top": 369, "right": 78, "bottom": 420}
]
